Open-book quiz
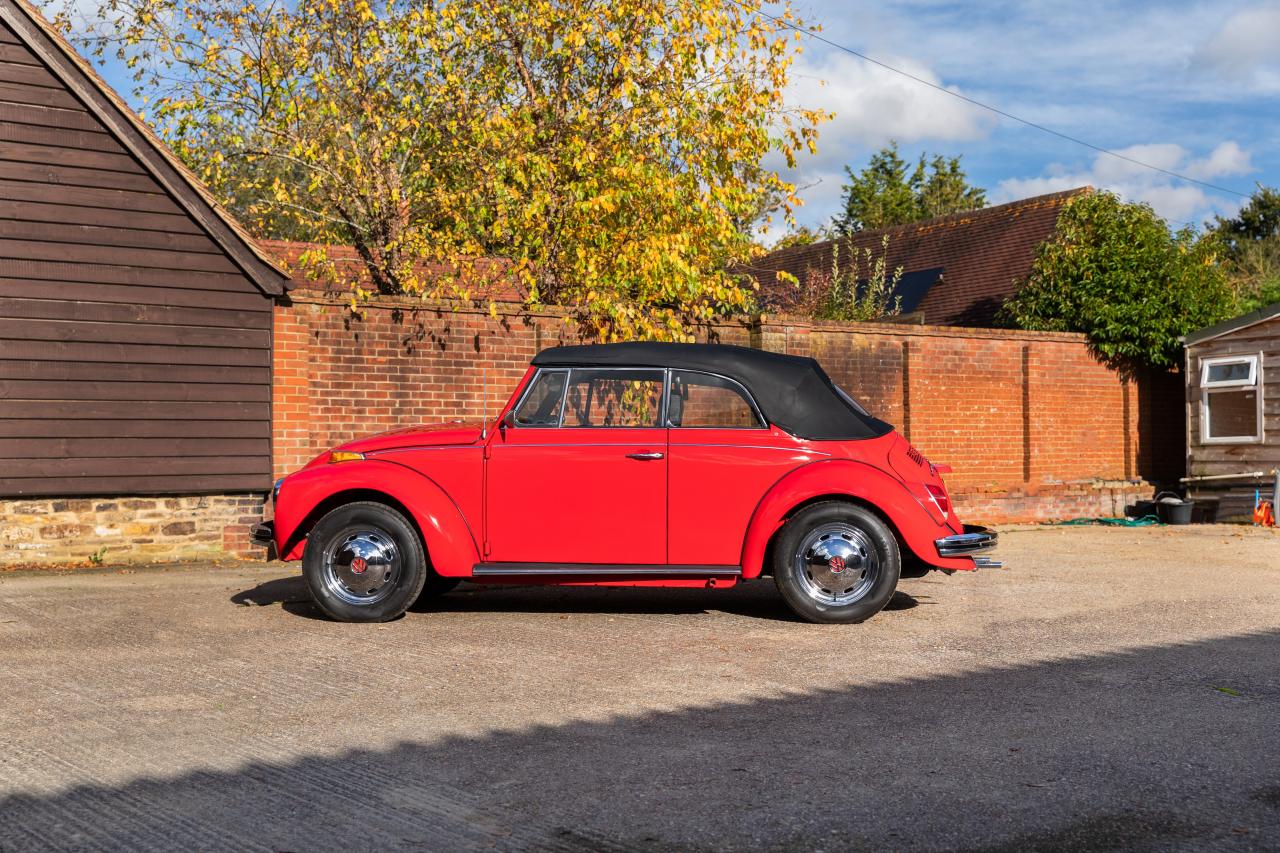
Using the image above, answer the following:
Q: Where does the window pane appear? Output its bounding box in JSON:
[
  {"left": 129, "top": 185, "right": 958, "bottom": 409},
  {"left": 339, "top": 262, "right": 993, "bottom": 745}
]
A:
[
  {"left": 564, "top": 369, "right": 664, "bottom": 427},
  {"left": 513, "top": 370, "right": 567, "bottom": 426},
  {"left": 1206, "top": 389, "right": 1258, "bottom": 439},
  {"left": 669, "top": 371, "right": 763, "bottom": 428},
  {"left": 1206, "top": 360, "right": 1253, "bottom": 385}
]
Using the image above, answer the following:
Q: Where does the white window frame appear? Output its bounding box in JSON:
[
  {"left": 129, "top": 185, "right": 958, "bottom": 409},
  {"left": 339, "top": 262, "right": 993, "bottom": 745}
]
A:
[{"left": 1200, "top": 353, "right": 1264, "bottom": 444}]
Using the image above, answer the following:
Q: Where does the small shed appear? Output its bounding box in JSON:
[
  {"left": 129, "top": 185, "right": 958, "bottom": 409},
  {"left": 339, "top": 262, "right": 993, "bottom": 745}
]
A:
[
  {"left": 1182, "top": 303, "right": 1280, "bottom": 522},
  {"left": 0, "top": 0, "right": 289, "bottom": 498}
]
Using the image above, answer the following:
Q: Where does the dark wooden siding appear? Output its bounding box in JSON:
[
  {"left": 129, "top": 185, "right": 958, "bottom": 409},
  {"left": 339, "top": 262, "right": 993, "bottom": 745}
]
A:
[
  {"left": 1185, "top": 315, "right": 1280, "bottom": 522},
  {"left": 0, "top": 20, "right": 273, "bottom": 496}
]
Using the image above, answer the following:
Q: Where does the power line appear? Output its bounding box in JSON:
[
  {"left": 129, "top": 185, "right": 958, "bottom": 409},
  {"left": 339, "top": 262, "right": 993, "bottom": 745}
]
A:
[{"left": 734, "top": 0, "right": 1252, "bottom": 200}]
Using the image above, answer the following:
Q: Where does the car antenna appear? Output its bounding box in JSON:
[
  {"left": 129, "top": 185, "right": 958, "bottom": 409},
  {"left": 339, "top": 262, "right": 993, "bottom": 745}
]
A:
[{"left": 481, "top": 361, "right": 488, "bottom": 440}]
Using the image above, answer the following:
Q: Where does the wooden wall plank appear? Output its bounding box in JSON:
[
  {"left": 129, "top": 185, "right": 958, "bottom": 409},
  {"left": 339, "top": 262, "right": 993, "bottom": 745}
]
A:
[
  {"left": 0, "top": 418, "right": 268, "bottom": 439},
  {"left": 0, "top": 159, "right": 165, "bottom": 193},
  {"left": 0, "top": 100, "right": 100, "bottom": 131},
  {"left": 8, "top": 400, "right": 270, "bottom": 421},
  {"left": 0, "top": 295, "right": 272, "bottom": 329},
  {"left": 0, "top": 79, "right": 83, "bottom": 109},
  {"left": 0, "top": 436, "right": 270, "bottom": 459},
  {"left": 1, "top": 258, "right": 259, "bottom": 291},
  {"left": 0, "top": 239, "right": 241, "bottom": 274},
  {"left": 0, "top": 177, "right": 182, "bottom": 212},
  {"left": 0, "top": 120, "right": 125, "bottom": 153},
  {"left": 0, "top": 339, "right": 270, "bottom": 367},
  {"left": 0, "top": 140, "right": 143, "bottom": 172},
  {"left": 0, "top": 360, "right": 270, "bottom": 385},
  {"left": 0, "top": 43, "right": 39, "bottom": 65},
  {"left": 0, "top": 455, "right": 269, "bottom": 478},
  {"left": 0, "top": 60, "right": 60, "bottom": 88},
  {"left": 0, "top": 198, "right": 200, "bottom": 232},
  {"left": 0, "top": 279, "right": 269, "bottom": 312},
  {"left": 0, "top": 473, "right": 271, "bottom": 496},
  {"left": 0, "top": 378, "right": 271, "bottom": 402},
  {"left": 0, "top": 219, "right": 224, "bottom": 254},
  {"left": 0, "top": 317, "right": 269, "bottom": 348}
]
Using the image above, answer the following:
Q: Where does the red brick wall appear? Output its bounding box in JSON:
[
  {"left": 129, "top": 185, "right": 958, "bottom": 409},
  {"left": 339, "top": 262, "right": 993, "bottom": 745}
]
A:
[{"left": 274, "top": 292, "right": 1184, "bottom": 523}]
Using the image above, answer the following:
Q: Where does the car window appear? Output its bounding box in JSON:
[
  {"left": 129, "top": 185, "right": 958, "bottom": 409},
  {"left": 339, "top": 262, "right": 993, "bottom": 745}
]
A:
[
  {"left": 668, "top": 371, "right": 764, "bottom": 428},
  {"left": 563, "top": 369, "right": 664, "bottom": 428},
  {"left": 512, "top": 370, "right": 567, "bottom": 426}
]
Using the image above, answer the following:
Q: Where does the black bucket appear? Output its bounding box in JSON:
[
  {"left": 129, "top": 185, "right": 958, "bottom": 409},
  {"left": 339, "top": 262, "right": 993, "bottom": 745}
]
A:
[
  {"left": 1131, "top": 499, "right": 1158, "bottom": 518},
  {"left": 1155, "top": 491, "right": 1194, "bottom": 525}
]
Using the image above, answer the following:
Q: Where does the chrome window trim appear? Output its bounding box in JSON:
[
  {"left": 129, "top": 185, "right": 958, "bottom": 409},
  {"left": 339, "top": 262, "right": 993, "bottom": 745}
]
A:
[
  {"left": 511, "top": 366, "right": 670, "bottom": 429},
  {"left": 664, "top": 368, "right": 767, "bottom": 429},
  {"left": 510, "top": 368, "right": 569, "bottom": 428}
]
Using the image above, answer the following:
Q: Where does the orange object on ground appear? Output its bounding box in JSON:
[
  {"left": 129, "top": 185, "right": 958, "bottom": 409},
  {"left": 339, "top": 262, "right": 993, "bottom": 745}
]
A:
[{"left": 1254, "top": 500, "right": 1275, "bottom": 527}]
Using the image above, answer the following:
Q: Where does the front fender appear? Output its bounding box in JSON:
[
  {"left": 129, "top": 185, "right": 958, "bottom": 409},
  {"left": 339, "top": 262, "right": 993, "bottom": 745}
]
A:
[
  {"left": 274, "top": 459, "right": 480, "bottom": 577},
  {"left": 738, "top": 459, "right": 972, "bottom": 578}
]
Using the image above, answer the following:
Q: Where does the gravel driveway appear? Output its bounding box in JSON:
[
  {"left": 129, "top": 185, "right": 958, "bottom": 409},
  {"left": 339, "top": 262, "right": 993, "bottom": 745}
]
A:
[{"left": 1, "top": 525, "right": 1278, "bottom": 852}]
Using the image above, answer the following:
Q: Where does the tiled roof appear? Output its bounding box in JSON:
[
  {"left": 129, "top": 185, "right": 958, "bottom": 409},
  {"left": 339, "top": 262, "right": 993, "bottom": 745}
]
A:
[{"left": 747, "top": 188, "right": 1090, "bottom": 327}]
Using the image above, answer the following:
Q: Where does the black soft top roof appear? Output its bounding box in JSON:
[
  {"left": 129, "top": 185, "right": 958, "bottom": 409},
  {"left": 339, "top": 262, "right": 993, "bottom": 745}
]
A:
[{"left": 531, "top": 342, "right": 893, "bottom": 440}]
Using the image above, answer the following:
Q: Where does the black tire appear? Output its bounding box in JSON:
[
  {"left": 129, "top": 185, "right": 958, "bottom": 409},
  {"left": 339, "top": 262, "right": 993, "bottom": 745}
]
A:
[
  {"left": 413, "top": 574, "right": 462, "bottom": 605},
  {"left": 773, "top": 501, "right": 901, "bottom": 624},
  {"left": 302, "top": 501, "right": 428, "bottom": 623}
]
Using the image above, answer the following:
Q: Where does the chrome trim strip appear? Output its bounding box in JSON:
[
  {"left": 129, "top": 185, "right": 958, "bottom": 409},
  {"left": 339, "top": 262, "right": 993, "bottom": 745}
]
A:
[
  {"left": 973, "top": 556, "right": 1004, "bottom": 569},
  {"left": 472, "top": 563, "right": 741, "bottom": 577},
  {"left": 935, "top": 525, "right": 999, "bottom": 556}
]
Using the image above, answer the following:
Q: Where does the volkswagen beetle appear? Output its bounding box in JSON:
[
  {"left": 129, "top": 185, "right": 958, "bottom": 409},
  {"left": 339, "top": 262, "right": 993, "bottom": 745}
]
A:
[{"left": 252, "top": 343, "right": 998, "bottom": 623}]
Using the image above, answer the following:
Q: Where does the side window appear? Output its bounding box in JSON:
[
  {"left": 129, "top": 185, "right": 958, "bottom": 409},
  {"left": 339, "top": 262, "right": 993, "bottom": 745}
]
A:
[
  {"left": 668, "top": 371, "right": 764, "bottom": 428},
  {"left": 1201, "top": 355, "right": 1262, "bottom": 443},
  {"left": 563, "top": 369, "right": 664, "bottom": 427},
  {"left": 512, "top": 370, "right": 567, "bottom": 426}
]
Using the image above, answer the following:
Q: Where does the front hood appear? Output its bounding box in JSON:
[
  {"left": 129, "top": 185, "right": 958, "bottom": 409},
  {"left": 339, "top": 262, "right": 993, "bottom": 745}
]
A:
[{"left": 335, "top": 421, "right": 484, "bottom": 454}]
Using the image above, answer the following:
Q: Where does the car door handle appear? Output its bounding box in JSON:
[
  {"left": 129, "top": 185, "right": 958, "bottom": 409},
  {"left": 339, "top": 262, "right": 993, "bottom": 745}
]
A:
[{"left": 626, "top": 452, "right": 665, "bottom": 461}]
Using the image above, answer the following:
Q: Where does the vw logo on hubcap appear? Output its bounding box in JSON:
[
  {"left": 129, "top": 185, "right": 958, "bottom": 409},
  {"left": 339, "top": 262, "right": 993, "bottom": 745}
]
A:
[
  {"left": 828, "top": 555, "right": 847, "bottom": 573},
  {"left": 350, "top": 557, "right": 368, "bottom": 575}
]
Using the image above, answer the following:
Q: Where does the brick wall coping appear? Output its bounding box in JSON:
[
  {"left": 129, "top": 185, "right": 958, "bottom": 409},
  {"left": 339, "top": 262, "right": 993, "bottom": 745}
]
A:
[{"left": 283, "top": 289, "right": 1092, "bottom": 346}]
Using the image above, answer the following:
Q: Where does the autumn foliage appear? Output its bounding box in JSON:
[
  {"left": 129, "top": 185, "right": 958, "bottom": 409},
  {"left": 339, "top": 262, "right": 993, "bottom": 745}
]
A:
[{"left": 65, "top": 0, "right": 827, "bottom": 340}]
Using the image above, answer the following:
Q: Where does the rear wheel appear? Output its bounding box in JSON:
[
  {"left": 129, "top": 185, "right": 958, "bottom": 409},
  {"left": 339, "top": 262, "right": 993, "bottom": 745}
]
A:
[
  {"left": 773, "top": 501, "right": 900, "bottom": 624},
  {"left": 302, "top": 501, "right": 427, "bottom": 623}
]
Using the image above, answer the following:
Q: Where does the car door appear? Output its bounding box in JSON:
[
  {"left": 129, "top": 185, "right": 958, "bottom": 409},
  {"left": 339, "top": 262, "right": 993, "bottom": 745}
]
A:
[
  {"left": 485, "top": 367, "right": 668, "bottom": 565},
  {"left": 666, "top": 370, "right": 820, "bottom": 566}
]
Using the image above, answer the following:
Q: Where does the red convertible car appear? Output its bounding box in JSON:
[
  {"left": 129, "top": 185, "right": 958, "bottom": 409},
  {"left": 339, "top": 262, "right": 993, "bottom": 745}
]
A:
[{"left": 253, "top": 343, "right": 997, "bottom": 623}]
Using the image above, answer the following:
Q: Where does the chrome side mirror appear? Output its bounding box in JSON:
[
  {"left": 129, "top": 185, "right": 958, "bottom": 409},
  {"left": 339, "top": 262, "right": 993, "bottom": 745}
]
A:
[{"left": 502, "top": 410, "right": 516, "bottom": 430}]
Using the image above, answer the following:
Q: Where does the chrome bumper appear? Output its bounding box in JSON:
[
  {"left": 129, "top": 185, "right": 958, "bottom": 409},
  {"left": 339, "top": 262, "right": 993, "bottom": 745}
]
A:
[
  {"left": 935, "top": 525, "right": 1001, "bottom": 567},
  {"left": 249, "top": 520, "right": 275, "bottom": 548}
]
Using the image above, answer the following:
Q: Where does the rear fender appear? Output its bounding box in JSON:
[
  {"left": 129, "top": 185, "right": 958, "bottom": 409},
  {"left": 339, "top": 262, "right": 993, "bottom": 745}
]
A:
[
  {"left": 274, "top": 459, "right": 480, "bottom": 577},
  {"left": 739, "top": 459, "right": 973, "bottom": 578}
]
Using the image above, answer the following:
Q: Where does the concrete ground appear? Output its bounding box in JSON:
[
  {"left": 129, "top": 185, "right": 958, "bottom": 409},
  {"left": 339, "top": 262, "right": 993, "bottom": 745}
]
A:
[{"left": 1, "top": 525, "right": 1278, "bottom": 852}]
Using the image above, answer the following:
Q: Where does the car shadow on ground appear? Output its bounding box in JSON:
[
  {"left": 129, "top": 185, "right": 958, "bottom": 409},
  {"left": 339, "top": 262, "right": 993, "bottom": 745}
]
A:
[
  {"left": 4, "top": 630, "right": 1277, "bottom": 850},
  {"left": 230, "top": 574, "right": 921, "bottom": 622}
]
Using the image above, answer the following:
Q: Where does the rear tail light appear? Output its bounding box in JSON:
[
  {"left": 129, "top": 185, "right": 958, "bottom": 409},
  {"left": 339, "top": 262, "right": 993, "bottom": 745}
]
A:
[{"left": 925, "top": 483, "right": 951, "bottom": 519}]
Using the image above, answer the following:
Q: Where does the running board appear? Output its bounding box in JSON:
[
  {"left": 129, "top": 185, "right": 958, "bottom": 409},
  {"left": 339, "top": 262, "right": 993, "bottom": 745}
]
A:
[{"left": 472, "top": 563, "right": 741, "bottom": 577}]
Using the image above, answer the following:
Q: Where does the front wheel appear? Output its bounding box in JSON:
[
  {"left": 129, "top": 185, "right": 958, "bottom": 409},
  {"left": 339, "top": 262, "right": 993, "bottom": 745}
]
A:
[
  {"left": 302, "top": 501, "right": 428, "bottom": 623},
  {"left": 773, "top": 501, "right": 901, "bottom": 624}
]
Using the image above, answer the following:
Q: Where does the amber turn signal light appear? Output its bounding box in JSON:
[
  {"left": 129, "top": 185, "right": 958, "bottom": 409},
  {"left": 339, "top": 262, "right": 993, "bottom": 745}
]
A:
[{"left": 328, "top": 451, "right": 365, "bottom": 463}]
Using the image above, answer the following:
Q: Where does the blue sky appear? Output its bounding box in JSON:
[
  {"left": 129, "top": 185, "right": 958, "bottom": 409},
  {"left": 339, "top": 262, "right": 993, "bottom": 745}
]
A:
[
  {"left": 70, "top": 0, "right": 1278, "bottom": 237},
  {"left": 770, "top": 0, "right": 1280, "bottom": 237}
]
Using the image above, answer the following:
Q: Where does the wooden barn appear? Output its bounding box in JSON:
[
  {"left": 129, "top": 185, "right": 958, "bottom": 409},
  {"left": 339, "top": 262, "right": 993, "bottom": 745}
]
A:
[
  {"left": 0, "top": 0, "right": 289, "bottom": 564},
  {"left": 1182, "top": 303, "right": 1280, "bottom": 523}
]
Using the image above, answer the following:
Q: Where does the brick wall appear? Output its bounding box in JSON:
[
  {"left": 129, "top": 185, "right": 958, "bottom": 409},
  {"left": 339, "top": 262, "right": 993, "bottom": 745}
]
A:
[
  {"left": 274, "top": 292, "right": 1185, "bottom": 523},
  {"left": 0, "top": 494, "right": 265, "bottom": 569}
]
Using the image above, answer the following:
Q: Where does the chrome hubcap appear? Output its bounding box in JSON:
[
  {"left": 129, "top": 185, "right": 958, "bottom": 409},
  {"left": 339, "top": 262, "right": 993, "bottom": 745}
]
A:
[
  {"left": 794, "top": 523, "right": 879, "bottom": 605},
  {"left": 322, "top": 528, "right": 401, "bottom": 606}
]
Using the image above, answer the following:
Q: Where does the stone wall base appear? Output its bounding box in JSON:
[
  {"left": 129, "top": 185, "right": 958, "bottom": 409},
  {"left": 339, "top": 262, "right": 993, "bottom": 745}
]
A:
[
  {"left": 954, "top": 481, "right": 1157, "bottom": 524},
  {"left": 0, "top": 493, "right": 267, "bottom": 569}
]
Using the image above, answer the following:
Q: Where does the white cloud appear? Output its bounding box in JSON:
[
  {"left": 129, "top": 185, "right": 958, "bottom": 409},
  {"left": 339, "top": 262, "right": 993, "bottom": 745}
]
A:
[
  {"left": 1191, "top": 5, "right": 1280, "bottom": 88},
  {"left": 789, "top": 52, "right": 996, "bottom": 167},
  {"left": 993, "top": 142, "right": 1254, "bottom": 226}
]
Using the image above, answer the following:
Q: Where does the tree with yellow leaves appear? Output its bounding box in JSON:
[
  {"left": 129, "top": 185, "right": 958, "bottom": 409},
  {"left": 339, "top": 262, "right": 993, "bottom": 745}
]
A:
[{"left": 65, "top": 0, "right": 827, "bottom": 340}]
